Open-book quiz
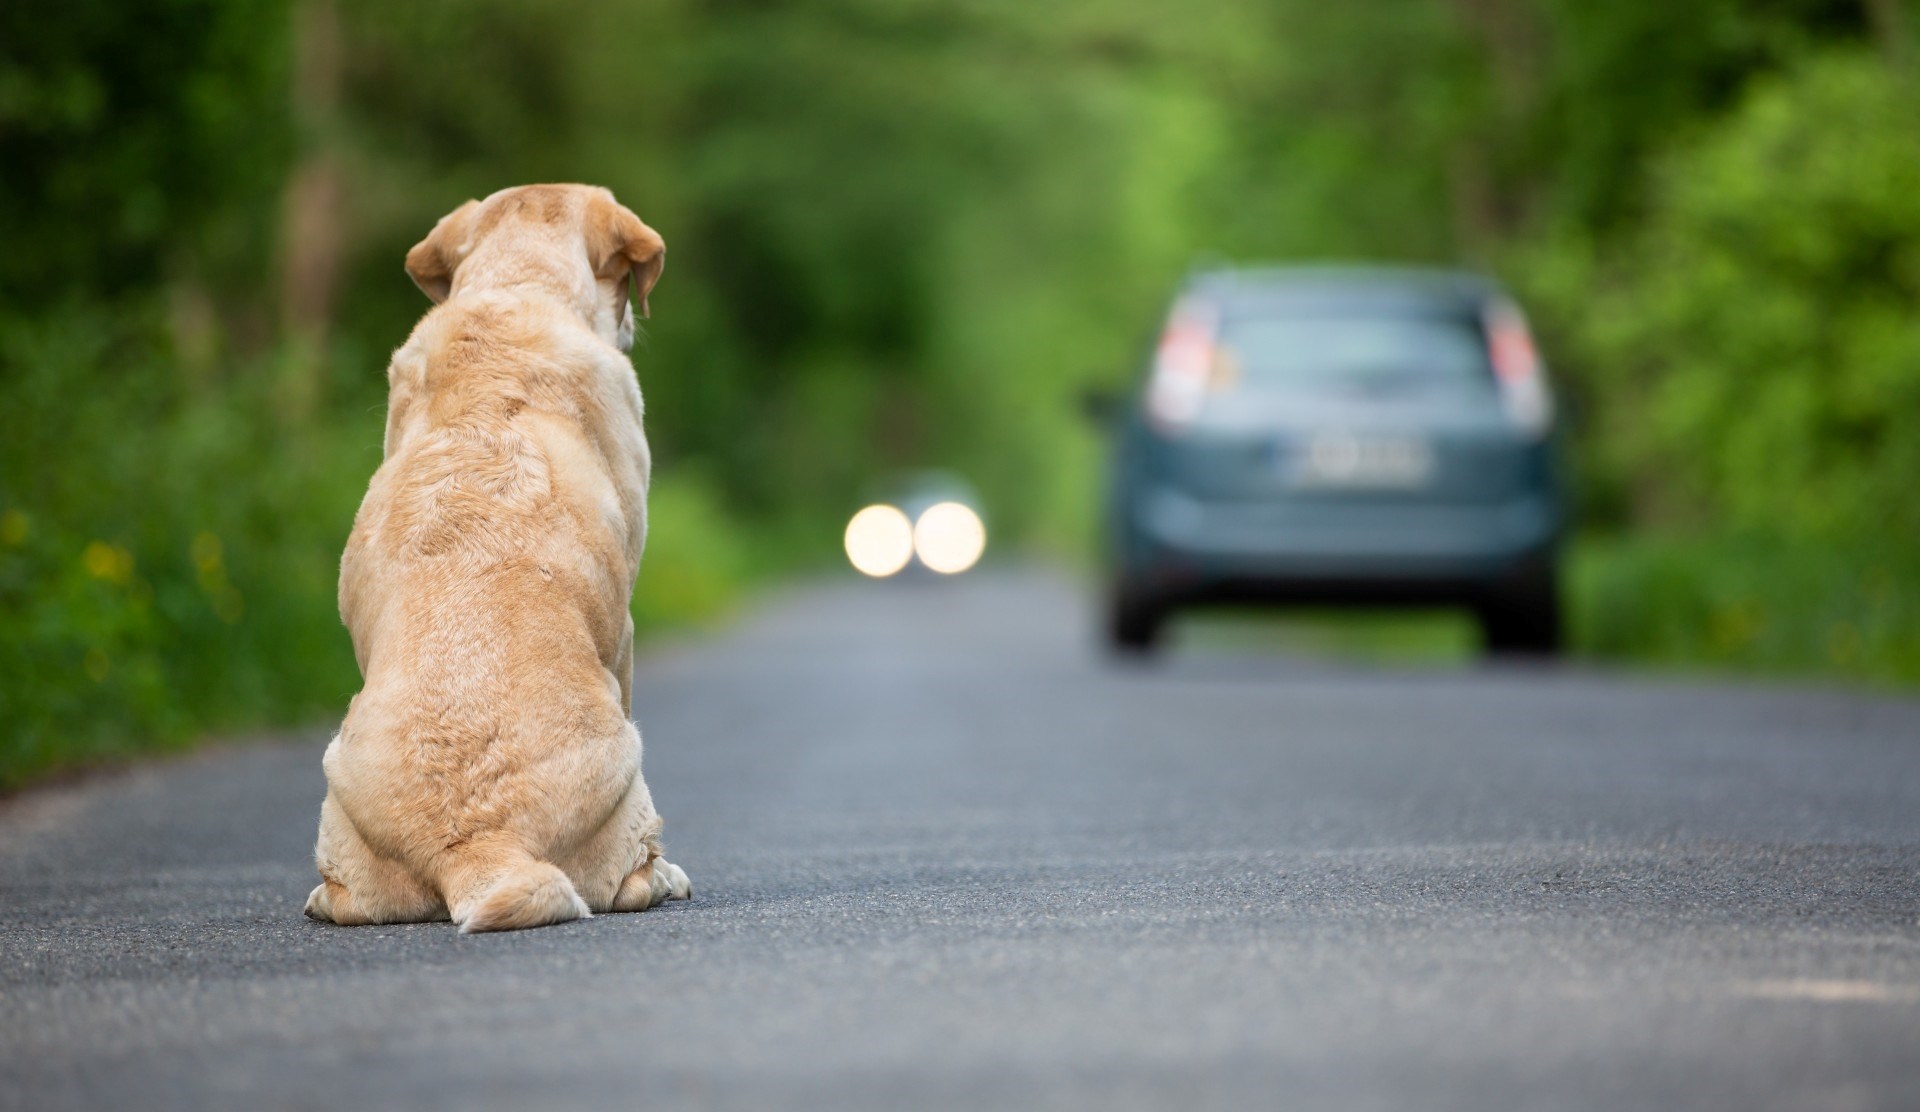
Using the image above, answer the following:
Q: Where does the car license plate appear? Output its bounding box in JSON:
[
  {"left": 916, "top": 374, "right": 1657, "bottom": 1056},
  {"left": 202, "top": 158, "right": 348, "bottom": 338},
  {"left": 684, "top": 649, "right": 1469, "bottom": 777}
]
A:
[{"left": 1286, "top": 432, "right": 1434, "bottom": 488}]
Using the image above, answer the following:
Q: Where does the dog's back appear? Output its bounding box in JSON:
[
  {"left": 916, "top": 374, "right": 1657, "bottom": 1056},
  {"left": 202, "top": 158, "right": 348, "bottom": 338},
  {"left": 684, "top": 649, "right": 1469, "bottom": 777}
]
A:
[{"left": 306, "top": 185, "right": 689, "bottom": 932}]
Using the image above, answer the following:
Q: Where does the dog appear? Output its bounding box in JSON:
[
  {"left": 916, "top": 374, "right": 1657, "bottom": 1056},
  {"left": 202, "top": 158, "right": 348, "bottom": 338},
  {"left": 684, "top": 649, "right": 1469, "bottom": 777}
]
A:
[{"left": 304, "top": 184, "right": 690, "bottom": 933}]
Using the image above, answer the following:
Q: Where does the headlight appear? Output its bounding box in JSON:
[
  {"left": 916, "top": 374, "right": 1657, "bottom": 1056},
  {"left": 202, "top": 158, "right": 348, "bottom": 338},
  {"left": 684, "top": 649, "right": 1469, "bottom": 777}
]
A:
[
  {"left": 912, "top": 501, "right": 986, "bottom": 575},
  {"left": 844, "top": 504, "right": 915, "bottom": 578}
]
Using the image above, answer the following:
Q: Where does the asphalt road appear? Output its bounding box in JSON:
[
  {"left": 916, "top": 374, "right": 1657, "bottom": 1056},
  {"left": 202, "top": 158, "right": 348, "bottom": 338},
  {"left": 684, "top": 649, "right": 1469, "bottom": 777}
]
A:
[{"left": 3, "top": 569, "right": 1919, "bottom": 1111}]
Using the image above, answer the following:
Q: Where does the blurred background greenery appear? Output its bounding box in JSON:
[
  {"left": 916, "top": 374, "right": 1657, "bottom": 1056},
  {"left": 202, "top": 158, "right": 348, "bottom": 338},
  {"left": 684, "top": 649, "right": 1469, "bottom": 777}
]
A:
[{"left": 3, "top": 0, "right": 1917, "bottom": 788}]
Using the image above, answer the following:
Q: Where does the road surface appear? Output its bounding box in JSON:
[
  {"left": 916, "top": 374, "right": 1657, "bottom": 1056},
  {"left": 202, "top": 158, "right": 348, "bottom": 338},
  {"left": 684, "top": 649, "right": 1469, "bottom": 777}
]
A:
[{"left": 3, "top": 570, "right": 1918, "bottom": 1110}]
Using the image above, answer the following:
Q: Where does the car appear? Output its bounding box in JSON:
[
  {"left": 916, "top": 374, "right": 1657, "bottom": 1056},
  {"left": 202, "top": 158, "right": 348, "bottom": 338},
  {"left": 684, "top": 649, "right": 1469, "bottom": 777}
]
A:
[{"left": 1091, "top": 265, "right": 1566, "bottom": 656}]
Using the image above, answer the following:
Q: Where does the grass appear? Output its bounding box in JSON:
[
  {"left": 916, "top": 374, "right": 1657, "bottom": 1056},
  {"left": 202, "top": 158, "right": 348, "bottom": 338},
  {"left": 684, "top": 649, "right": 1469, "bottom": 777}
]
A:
[
  {"left": 1167, "top": 533, "right": 1920, "bottom": 686},
  {"left": 1569, "top": 532, "right": 1920, "bottom": 687},
  {"left": 1182, "top": 609, "right": 1480, "bottom": 665}
]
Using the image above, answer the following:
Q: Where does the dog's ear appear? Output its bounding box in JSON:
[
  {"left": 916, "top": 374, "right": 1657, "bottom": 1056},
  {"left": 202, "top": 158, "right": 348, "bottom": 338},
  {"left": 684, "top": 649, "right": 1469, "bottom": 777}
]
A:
[
  {"left": 404, "top": 200, "right": 482, "bottom": 304},
  {"left": 586, "top": 192, "right": 666, "bottom": 319}
]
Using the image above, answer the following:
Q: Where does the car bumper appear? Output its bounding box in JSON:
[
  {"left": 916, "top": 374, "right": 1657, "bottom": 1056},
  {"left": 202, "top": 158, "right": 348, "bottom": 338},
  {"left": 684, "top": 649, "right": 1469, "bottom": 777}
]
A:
[{"left": 1123, "top": 486, "right": 1560, "bottom": 599}]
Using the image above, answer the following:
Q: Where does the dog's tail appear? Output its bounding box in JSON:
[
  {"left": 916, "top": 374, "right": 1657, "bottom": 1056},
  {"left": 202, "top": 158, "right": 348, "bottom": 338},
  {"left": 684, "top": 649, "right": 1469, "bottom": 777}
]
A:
[{"left": 453, "top": 855, "right": 590, "bottom": 934}]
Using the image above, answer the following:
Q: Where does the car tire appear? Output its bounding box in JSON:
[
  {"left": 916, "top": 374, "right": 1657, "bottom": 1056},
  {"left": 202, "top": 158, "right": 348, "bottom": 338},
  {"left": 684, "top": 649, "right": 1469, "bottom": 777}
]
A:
[
  {"left": 1108, "top": 582, "right": 1169, "bottom": 655},
  {"left": 1476, "top": 561, "right": 1563, "bottom": 657}
]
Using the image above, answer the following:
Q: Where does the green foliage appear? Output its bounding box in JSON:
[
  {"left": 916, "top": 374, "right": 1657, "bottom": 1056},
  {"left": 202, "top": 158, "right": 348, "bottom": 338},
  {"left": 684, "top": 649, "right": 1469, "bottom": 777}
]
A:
[
  {"left": 1517, "top": 49, "right": 1920, "bottom": 686},
  {"left": 630, "top": 468, "right": 753, "bottom": 634},
  {"left": 1550, "top": 51, "right": 1920, "bottom": 541},
  {"left": 0, "top": 310, "right": 369, "bottom": 790},
  {"left": 0, "top": 0, "right": 292, "bottom": 305}
]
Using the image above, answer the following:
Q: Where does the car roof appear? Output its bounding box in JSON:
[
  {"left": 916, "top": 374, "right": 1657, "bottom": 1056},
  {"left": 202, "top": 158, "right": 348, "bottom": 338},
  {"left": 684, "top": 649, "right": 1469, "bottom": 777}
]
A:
[{"left": 1184, "top": 265, "right": 1499, "bottom": 317}]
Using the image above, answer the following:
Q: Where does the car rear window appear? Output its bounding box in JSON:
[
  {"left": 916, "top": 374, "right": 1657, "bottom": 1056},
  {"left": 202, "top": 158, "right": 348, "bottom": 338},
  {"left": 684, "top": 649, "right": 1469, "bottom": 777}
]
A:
[{"left": 1214, "top": 313, "right": 1493, "bottom": 391}]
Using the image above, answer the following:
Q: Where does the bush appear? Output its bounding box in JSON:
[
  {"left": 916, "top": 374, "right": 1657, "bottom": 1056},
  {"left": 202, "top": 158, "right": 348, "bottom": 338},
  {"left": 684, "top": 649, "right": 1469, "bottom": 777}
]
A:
[
  {"left": 0, "top": 308, "right": 369, "bottom": 789},
  {"left": 1511, "top": 51, "right": 1920, "bottom": 688},
  {"left": 630, "top": 466, "right": 754, "bottom": 634},
  {"left": 1549, "top": 50, "right": 1920, "bottom": 542}
]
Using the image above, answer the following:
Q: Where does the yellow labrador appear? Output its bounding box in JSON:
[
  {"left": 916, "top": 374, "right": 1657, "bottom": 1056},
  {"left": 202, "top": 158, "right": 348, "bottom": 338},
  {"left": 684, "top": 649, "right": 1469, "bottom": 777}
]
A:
[{"left": 305, "top": 184, "right": 690, "bottom": 933}]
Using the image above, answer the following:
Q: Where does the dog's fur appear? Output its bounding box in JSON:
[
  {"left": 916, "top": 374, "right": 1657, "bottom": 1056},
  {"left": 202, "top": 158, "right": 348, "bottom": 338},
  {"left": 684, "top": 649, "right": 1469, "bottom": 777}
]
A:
[{"left": 305, "top": 184, "right": 689, "bottom": 933}]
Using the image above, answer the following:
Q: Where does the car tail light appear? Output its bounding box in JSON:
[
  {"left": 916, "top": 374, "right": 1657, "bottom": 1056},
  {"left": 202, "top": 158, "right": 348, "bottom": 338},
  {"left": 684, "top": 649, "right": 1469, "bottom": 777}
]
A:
[
  {"left": 1145, "top": 297, "right": 1222, "bottom": 434},
  {"left": 1484, "top": 298, "right": 1553, "bottom": 437}
]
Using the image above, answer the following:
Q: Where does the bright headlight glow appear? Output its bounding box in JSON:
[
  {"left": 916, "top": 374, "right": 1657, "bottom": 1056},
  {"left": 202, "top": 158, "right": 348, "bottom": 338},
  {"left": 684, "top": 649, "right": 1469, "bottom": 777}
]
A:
[
  {"left": 844, "top": 504, "right": 915, "bottom": 578},
  {"left": 912, "top": 501, "right": 986, "bottom": 575}
]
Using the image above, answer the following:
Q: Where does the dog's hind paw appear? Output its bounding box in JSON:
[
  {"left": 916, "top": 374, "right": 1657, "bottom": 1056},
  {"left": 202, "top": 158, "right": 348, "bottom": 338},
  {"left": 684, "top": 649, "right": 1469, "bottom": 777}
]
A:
[
  {"left": 654, "top": 858, "right": 692, "bottom": 902},
  {"left": 303, "top": 882, "right": 336, "bottom": 923},
  {"left": 611, "top": 857, "right": 692, "bottom": 911}
]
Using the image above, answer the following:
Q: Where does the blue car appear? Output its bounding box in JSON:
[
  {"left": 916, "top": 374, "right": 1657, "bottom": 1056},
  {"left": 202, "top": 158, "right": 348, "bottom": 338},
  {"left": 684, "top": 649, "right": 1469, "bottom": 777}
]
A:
[{"left": 1096, "top": 266, "right": 1566, "bottom": 655}]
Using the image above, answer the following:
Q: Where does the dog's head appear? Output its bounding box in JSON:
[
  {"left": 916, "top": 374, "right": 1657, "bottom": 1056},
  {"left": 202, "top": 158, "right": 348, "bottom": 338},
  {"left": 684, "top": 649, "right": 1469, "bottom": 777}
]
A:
[{"left": 405, "top": 184, "right": 665, "bottom": 351}]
